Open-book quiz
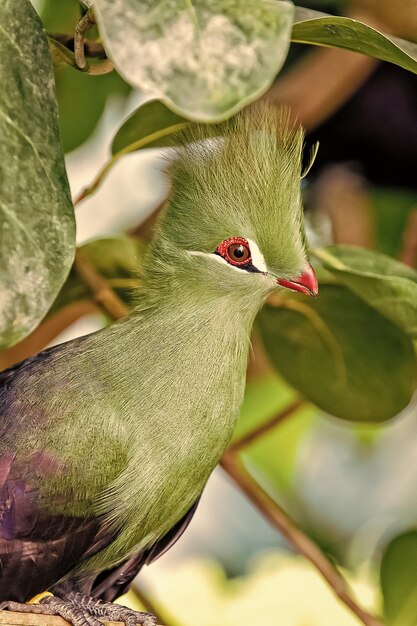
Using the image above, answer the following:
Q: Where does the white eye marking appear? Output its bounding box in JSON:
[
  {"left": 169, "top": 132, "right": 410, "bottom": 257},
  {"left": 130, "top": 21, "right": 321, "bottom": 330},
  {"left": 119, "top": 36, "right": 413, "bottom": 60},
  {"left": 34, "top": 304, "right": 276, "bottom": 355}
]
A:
[
  {"left": 188, "top": 237, "right": 268, "bottom": 274},
  {"left": 246, "top": 238, "right": 268, "bottom": 274}
]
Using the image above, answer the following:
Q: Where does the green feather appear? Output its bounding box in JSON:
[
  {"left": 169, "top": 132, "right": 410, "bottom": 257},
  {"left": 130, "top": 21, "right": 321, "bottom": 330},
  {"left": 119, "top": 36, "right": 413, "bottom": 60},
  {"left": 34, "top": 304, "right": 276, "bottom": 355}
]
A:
[{"left": 3, "top": 104, "right": 310, "bottom": 575}]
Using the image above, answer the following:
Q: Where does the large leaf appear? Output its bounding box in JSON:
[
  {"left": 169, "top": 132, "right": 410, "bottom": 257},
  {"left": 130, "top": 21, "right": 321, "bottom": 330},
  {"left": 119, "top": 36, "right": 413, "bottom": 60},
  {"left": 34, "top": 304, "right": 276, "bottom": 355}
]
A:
[
  {"left": 381, "top": 531, "right": 417, "bottom": 626},
  {"left": 293, "top": 8, "right": 417, "bottom": 74},
  {"left": 0, "top": 0, "right": 75, "bottom": 349},
  {"left": 314, "top": 246, "right": 417, "bottom": 338},
  {"left": 111, "top": 100, "right": 188, "bottom": 156},
  {"left": 94, "top": 0, "right": 294, "bottom": 121},
  {"left": 258, "top": 285, "right": 416, "bottom": 422}
]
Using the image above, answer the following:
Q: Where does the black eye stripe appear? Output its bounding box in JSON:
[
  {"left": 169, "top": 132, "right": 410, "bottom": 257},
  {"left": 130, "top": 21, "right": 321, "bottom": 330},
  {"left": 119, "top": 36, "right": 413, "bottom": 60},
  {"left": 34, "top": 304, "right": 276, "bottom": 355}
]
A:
[
  {"left": 214, "top": 252, "right": 262, "bottom": 274},
  {"left": 241, "top": 262, "right": 262, "bottom": 274}
]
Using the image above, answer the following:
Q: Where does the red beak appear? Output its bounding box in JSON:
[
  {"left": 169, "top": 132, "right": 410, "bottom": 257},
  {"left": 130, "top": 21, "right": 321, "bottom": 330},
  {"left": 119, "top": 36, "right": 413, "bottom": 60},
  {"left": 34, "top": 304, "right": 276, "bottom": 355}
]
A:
[{"left": 277, "top": 263, "right": 318, "bottom": 297}]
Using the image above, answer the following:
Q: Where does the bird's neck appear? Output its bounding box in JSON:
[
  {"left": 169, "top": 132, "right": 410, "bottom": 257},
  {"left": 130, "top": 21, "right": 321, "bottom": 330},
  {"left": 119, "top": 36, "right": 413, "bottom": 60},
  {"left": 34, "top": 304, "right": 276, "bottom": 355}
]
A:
[
  {"left": 90, "top": 279, "right": 266, "bottom": 553},
  {"left": 112, "top": 275, "right": 265, "bottom": 441}
]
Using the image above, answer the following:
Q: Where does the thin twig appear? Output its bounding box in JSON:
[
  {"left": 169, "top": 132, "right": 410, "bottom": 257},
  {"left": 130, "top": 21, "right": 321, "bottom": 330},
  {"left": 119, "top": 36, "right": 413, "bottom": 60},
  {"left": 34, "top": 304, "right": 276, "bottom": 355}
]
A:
[
  {"left": 73, "top": 123, "right": 186, "bottom": 206},
  {"left": 74, "top": 250, "right": 129, "bottom": 320},
  {"left": 48, "top": 34, "right": 106, "bottom": 58},
  {"left": 0, "top": 301, "right": 99, "bottom": 371},
  {"left": 220, "top": 451, "right": 383, "bottom": 626},
  {"left": 229, "top": 398, "right": 305, "bottom": 452},
  {"left": 74, "top": 8, "right": 96, "bottom": 69},
  {"left": 48, "top": 36, "right": 114, "bottom": 75}
]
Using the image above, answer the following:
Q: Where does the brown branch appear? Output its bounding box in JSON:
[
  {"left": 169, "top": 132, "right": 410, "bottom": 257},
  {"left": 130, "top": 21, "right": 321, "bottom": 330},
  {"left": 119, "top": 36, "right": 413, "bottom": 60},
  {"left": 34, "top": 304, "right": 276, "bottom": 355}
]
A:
[
  {"left": 74, "top": 8, "right": 96, "bottom": 69},
  {"left": 220, "top": 451, "right": 383, "bottom": 626},
  {"left": 0, "top": 613, "right": 163, "bottom": 626},
  {"left": 399, "top": 209, "right": 417, "bottom": 268},
  {"left": 265, "top": 46, "right": 378, "bottom": 132},
  {"left": 48, "top": 34, "right": 106, "bottom": 58},
  {"left": 265, "top": 9, "right": 390, "bottom": 132},
  {"left": 74, "top": 250, "right": 129, "bottom": 320},
  {"left": 129, "top": 196, "right": 169, "bottom": 241},
  {"left": 0, "top": 301, "right": 99, "bottom": 371},
  {"left": 229, "top": 398, "right": 305, "bottom": 452},
  {"left": 48, "top": 36, "right": 113, "bottom": 76}
]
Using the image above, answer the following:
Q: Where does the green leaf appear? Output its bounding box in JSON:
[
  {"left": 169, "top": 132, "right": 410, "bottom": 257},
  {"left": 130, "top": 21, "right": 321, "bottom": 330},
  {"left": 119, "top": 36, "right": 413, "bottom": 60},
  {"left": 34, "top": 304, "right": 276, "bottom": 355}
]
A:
[
  {"left": 258, "top": 285, "right": 416, "bottom": 422},
  {"left": 50, "top": 236, "right": 145, "bottom": 316},
  {"left": 41, "top": 0, "right": 130, "bottom": 152},
  {"left": 292, "top": 7, "right": 417, "bottom": 74},
  {"left": 111, "top": 100, "right": 188, "bottom": 156},
  {"left": 381, "top": 531, "right": 417, "bottom": 626},
  {"left": 0, "top": 0, "right": 75, "bottom": 349},
  {"left": 94, "top": 0, "right": 294, "bottom": 121},
  {"left": 314, "top": 246, "right": 417, "bottom": 338},
  {"left": 56, "top": 65, "right": 129, "bottom": 153}
]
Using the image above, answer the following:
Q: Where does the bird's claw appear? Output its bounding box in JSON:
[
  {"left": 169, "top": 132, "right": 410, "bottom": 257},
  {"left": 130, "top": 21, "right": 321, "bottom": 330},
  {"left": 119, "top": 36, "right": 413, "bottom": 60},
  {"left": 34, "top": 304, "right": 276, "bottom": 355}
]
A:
[{"left": 0, "top": 593, "right": 157, "bottom": 626}]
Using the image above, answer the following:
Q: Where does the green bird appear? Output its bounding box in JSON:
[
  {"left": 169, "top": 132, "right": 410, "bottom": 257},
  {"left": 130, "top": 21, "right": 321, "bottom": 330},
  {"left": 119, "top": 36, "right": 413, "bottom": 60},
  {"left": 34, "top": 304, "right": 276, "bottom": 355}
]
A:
[{"left": 0, "top": 105, "right": 317, "bottom": 626}]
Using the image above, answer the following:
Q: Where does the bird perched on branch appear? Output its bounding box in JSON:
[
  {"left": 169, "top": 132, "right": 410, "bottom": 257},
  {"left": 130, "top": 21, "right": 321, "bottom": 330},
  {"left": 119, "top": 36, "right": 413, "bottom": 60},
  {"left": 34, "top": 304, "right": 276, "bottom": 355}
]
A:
[{"left": 0, "top": 105, "right": 317, "bottom": 626}]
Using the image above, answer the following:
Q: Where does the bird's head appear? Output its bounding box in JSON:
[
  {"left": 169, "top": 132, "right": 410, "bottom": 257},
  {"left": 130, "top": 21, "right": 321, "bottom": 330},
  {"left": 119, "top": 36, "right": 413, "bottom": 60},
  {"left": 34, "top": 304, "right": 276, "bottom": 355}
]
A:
[{"left": 145, "top": 104, "right": 318, "bottom": 304}]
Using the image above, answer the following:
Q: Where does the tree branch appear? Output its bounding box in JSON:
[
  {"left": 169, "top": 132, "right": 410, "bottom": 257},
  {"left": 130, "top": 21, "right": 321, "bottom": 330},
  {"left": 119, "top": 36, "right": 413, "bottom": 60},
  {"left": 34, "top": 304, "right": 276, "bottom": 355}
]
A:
[
  {"left": 48, "top": 34, "right": 107, "bottom": 58},
  {"left": 220, "top": 451, "right": 383, "bottom": 626},
  {"left": 74, "top": 8, "right": 97, "bottom": 69},
  {"left": 0, "top": 301, "right": 99, "bottom": 371},
  {"left": 0, "top": 613, "right": 163, "bottom": 626},
  {"left": 228, "top": 398, "right": 305, "bottom": 452},
  {"left": 74, "top": 250, "right": 129, "bottom": 320}
]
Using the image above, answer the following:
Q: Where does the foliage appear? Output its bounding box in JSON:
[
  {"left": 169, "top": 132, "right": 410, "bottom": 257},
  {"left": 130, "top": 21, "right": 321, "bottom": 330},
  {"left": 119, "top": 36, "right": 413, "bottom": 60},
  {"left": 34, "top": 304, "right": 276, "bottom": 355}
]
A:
[
  {"left": 93, "top": 0, "right": 295, "bottom": 121},
  {"left": 0, "top": 0, "right": 74, "bottom": 349},
  {"left": 2, "top": 1, "right": 417, "bottom": 625},
  {"left": 380, "top": 531, "right": 417, "bottom": 626}
]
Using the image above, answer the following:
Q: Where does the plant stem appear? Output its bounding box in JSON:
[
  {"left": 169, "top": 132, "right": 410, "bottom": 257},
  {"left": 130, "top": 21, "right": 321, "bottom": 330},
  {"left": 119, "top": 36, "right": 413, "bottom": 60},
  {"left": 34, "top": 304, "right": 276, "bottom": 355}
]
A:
[
  {"left": 74, "top": 250, "right": 129, "bottom": 319},
  {"left": 73, "top": 124, "right": 187, "bottom": 206},
  {"left": 74, "top": 8, "right": 96, "bottom": 69},
  {"left": 229, "top": 398, "right": 305, "bottom": 452},
  {"left": 220, "top": 451, "right": 384, "bottom": 626}
]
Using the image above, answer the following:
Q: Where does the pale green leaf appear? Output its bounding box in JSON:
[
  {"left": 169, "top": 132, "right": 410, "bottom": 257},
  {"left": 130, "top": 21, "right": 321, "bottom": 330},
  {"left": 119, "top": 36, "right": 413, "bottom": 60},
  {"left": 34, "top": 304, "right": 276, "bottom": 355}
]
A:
[
  {"left": 314, "top": 246, "right": 417, "bottom": 338},
  {"left": 293, "top": 7, "right": 417, "bottom": 74},
  {"left": 258, "top": 285, "right": 416, "bottom": 422},
  {"left": 111, "top": 100, "right": 188, "bottom": 156},
  {"left": 94, "top": 0, "right": 294, "bottom": 121},
  {"left": 0, "top": 0, "right": 75, "bottom": 349},
  {"left": 381, "top": 531, "right": 417, "bottom": 626}
]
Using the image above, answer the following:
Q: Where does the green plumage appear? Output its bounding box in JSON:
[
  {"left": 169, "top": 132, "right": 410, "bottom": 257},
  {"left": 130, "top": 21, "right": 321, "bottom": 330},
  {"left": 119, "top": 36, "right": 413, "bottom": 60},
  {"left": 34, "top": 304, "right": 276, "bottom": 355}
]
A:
[{"left": 1, "top": 104, "right": 309, "bottom": 579}]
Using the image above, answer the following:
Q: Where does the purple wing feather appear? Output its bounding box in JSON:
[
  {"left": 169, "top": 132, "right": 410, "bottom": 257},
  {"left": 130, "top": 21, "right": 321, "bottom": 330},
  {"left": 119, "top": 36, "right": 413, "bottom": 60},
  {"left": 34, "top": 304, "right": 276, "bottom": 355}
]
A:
[
  {"left": 58, "top": 497, "right": 200, "bottom": 602},
  {"left": 0, "top": 345, "right": 201, "bottom": 602},
  {"left": 0, "top": 451, "right": 116, "bottom": 601}
]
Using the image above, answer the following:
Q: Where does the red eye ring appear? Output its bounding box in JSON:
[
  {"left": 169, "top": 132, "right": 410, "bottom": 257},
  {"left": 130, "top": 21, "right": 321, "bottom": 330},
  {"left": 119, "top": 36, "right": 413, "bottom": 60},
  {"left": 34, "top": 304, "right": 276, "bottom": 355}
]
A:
[{"left": 215, "top": 237, "right": 252, "bottom": 267}]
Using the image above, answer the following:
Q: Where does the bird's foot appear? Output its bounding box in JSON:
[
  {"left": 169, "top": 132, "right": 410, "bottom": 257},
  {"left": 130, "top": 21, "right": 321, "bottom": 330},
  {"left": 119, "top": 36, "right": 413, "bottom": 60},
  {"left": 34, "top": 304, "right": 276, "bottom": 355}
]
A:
[{"left": 0, "top": 592, "right": 157, "bottom": 626}]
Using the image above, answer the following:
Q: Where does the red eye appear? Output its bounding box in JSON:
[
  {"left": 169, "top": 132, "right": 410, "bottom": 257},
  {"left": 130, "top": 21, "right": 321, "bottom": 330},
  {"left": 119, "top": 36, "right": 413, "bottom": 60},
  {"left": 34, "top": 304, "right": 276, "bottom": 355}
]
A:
[{"left": 215, "top": 237, "right": 252, "bottom": 267}]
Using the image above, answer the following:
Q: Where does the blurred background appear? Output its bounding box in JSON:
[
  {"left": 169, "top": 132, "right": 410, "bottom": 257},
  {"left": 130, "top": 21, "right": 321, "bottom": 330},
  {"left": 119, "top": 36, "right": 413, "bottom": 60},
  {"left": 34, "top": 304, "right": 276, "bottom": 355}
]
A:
[{"left": 17, "top": 1, "right": 417, "bottom": 624}]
